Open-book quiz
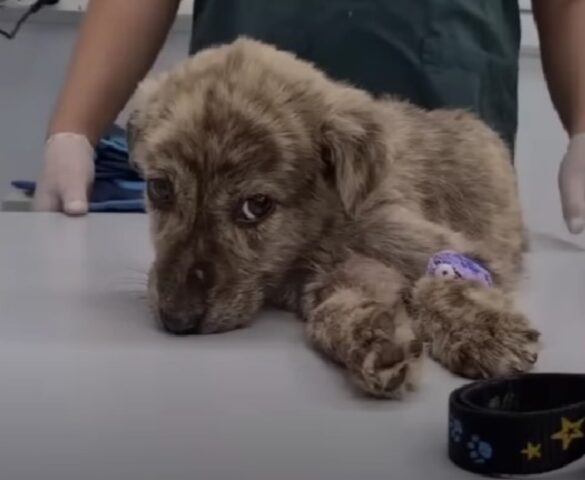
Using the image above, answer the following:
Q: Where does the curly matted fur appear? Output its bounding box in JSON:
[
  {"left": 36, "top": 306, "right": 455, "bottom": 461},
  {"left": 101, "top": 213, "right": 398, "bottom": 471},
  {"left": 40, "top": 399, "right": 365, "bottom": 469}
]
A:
[{"left": 127, "top": 38, "right": 539, "bottom": 398}]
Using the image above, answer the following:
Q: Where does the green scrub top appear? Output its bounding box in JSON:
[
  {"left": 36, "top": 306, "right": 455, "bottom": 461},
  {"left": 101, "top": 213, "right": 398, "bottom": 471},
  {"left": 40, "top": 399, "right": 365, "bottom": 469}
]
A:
[{"left": 190, "top": 0, "right": 521, "bottom": 152}]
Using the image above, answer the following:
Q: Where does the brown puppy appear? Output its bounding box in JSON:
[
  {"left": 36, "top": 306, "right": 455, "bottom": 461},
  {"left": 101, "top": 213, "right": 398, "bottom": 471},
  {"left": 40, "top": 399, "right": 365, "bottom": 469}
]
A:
[{"left": 127, "top": 38, "right": 539, "bottom": 398}]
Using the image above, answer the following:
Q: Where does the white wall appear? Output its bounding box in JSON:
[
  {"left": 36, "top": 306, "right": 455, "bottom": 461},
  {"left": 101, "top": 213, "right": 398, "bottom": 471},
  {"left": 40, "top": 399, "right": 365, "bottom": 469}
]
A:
[
  {"left": 1, "top": 8, "right": 583, "bottom": 246},
  {"left": 515, "top": 55, "right": 582, "bottom": 246}
]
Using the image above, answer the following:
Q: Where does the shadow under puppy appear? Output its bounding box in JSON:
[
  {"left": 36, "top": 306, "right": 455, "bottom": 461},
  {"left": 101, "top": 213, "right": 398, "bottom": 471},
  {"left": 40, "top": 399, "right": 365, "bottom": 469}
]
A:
[{"left": 127, "top": 38, "right": 540, "bottom": 398}]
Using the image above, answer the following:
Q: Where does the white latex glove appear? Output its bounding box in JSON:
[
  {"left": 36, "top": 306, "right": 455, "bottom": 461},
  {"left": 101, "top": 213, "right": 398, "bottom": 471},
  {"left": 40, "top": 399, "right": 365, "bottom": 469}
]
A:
[
  {"left": 33, "top": 133, "right": 95, "bottom": 215},
  {"left": 559, "top": 132, "right": 585, "bottom": 234}
]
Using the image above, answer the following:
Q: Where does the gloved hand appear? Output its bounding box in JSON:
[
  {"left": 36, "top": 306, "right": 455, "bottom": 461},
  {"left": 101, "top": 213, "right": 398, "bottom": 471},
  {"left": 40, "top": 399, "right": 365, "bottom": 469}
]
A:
[
  {"left": 33, "top": 133, "right": 95, "bottom": 215},
  {"left": 558, "top": 132, "right": 585, "bottom": 234}
]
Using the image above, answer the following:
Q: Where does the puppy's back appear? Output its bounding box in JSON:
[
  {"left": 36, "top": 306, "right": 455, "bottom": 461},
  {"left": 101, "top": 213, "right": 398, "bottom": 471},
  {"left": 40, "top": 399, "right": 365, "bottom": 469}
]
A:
[{"left": 377, "top": 98, "right": 525, "bottom": 272}]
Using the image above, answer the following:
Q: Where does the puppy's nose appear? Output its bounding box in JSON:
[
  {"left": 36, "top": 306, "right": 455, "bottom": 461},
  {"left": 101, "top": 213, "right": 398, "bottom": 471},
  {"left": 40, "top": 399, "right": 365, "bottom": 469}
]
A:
[{"left": 159, "top": 309, "right": 205, "bottom": 335}]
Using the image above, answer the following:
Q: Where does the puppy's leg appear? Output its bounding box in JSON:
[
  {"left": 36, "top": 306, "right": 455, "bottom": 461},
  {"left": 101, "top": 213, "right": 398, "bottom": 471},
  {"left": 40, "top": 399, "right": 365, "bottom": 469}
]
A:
[
  {"left": 302, "top": 254, "right": 423, "bottom": 398},
  {"left": 412, "top": 277, "right": 539, "bottom": 379}
]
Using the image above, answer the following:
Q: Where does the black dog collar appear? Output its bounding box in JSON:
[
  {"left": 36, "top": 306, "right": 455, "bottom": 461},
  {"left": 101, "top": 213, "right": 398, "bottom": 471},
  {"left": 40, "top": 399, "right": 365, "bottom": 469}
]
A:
[{"left": 449, "top": 373, "right": 585, "bottom": 476}]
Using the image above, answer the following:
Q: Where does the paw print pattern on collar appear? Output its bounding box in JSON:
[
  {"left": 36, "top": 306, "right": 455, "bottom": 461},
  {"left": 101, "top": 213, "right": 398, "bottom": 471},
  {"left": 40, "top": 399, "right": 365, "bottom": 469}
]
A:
[
  {"left": 466, "top": 435, "right": 493, "bottom": 464},
  {"left": 449, "top": 417, "right": 463, "bottom": 443}
]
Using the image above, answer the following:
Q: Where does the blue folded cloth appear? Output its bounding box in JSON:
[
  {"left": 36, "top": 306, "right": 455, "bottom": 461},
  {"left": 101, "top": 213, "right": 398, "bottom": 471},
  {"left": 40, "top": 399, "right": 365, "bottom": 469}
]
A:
[{"left": 12, "top": 125, "right": 146, "bottom": 213}]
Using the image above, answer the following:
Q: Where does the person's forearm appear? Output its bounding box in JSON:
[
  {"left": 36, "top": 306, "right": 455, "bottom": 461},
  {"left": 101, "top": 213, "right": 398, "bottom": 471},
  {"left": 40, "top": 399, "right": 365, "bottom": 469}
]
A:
[
  {"left": 533, "top": 0, "right": 585, "bottom": 135},
  {"left": 48, "top": 0, "right": 181, "bottom": 145}
]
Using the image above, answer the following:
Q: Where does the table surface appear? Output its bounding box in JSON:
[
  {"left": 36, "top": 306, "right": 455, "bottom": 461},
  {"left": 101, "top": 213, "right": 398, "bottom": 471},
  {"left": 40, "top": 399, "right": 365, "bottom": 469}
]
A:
[{"left": 0, "top": 213, "right": 583, "bottom": 480}]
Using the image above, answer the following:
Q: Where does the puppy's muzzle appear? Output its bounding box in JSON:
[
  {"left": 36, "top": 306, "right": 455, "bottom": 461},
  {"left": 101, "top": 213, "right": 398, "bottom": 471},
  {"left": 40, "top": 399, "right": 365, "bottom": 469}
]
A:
[
  {"left": 157, "top": 262, "right": 214, "bottom": 335},
  {"left": 159, "top": 308, "right": 206, "bottom": 335}
]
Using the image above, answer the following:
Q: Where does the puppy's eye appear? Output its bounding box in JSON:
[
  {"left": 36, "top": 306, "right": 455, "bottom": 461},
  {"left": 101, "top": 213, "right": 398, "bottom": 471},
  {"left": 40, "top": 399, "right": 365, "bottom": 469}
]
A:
[
  {"left": 146, "top": 178, "right": 174, "bottom": 207},
  {"left": 236, "top": 195, "right": 274, "bottom": 224}
]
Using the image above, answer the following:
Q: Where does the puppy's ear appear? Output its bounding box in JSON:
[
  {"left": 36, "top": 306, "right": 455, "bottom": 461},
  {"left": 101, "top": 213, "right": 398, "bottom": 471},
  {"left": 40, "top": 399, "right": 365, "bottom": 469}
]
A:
[{"left": 321, "top": 91, "right": 387, "bottom": 215}]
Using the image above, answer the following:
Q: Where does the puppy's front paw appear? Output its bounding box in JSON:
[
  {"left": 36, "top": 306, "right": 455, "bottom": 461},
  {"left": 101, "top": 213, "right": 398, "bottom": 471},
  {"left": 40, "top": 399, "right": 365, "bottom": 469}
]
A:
[
  {"left": 347, "top": 306, "right": 423, "bottom": 398},
  {"left": 442, "top": 316, "right": 539, "bottom": 379},
  {"left": 414, "top": 278, "right": 540, "bottom": 379}
]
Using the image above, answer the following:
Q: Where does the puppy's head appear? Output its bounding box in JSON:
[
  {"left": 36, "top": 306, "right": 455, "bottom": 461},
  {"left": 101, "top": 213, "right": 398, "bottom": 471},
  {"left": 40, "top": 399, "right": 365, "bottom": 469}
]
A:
[{"left": 128, "top": 38, "right": 386, "bottom": 334}]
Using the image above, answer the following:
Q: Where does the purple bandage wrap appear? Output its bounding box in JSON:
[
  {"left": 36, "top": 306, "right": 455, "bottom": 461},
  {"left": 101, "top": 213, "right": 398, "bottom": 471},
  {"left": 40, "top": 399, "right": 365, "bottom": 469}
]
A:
[{"left": 426, "top": 250, "right": 493, "bottom": 287}]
